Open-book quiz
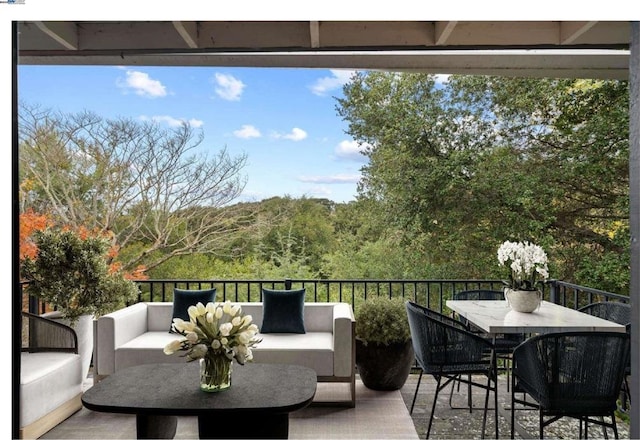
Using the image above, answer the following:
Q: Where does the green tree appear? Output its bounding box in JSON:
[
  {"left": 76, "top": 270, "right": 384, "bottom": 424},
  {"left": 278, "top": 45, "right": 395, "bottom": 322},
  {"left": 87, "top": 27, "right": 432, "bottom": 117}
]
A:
[
  {"left": 258, "top": 197, "right": 336, "bottom": 272},
  {"left": 337, "top": 73, "right": 629, "bottom": 291}
]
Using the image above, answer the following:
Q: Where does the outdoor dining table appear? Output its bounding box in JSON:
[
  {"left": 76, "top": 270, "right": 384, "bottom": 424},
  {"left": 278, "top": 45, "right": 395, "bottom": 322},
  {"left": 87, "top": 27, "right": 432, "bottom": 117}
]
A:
[
  {"left": 445, "top": 299, "right": 627, "bottom": 336},
  {"left": 446, "top": 299, "right": 628, "bottom": 438}
]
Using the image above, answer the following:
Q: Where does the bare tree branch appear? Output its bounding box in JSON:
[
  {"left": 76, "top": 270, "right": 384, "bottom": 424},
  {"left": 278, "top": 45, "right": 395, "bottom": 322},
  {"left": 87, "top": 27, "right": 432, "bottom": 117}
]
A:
[{"left": 19, "top": 104, "right": 253, "bottom": 272}]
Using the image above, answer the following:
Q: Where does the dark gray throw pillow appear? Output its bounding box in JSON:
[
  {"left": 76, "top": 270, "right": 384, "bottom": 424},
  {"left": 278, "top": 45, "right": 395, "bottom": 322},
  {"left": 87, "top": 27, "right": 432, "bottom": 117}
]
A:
[
  {"left": 260, "top": 288, "right": 306, "bottom": 334},
  {"left": 170, "top": 288, "right": 216, "bottom": 332}
]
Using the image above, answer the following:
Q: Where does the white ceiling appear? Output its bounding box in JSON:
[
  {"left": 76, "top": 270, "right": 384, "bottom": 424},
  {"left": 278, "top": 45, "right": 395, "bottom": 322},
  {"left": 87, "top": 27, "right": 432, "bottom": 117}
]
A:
[{"left": 17, "top": 21, "right": 632, "bottom": 80}]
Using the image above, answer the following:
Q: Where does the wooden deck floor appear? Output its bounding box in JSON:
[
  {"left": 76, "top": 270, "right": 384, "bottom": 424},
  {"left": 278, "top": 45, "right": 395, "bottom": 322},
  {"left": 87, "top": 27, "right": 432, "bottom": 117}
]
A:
[{"left": 37, "top": 371, "right": 631, "bottom": 439}]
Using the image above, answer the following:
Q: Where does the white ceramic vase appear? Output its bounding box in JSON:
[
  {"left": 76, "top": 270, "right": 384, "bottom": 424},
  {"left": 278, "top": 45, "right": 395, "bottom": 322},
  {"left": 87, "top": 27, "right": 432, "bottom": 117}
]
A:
[{"left": 504, "top": 288, "right": 542, "bottom": 313}]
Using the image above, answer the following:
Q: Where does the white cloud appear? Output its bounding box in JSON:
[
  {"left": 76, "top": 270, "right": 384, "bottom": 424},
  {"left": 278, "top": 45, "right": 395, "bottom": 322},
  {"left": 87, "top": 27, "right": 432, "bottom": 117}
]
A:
[
  {"left": 335, "top": 140, "right": 370, "bottom": 162},
  {"left": 435, "top": 74, "right": 450, "bottom": 84},
  {"left": 140, "top": 115, "right": 204, "bottom": 128},
  {"left": 234, "top": 124, "right": 261, "bottom": 139},
  {"left": 298, "top": 174, "right": 361, "bottom": 184},
  {"left": 305, "top": 186, "right": 333, "bottom": 197},
  {"left": 117, "top": 70, "right": 167, "bottom": 98},
  {"left": 310, "top": 69, "right": 356, "bottom": 96},
  {"left": 272, "top": 127, "right": 308, "bottom": 141},
  {"left": 214, "top": 73, "right": 245, "bottom": 101}
]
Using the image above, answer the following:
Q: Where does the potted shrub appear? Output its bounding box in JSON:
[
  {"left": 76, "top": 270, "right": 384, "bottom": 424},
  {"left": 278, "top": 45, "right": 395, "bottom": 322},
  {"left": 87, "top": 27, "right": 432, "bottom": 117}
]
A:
[
  {"left": 21, "top": 227, "right": 139, "bottom": 379},
  {"left": 355, "top": 296, "right": 414, "bottom": 390}
]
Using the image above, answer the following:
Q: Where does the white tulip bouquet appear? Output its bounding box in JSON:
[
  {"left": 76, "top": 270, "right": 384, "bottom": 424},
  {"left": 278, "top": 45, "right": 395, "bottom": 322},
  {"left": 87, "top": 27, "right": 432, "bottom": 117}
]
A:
[{"left": 164, "top": 300, "right": 261, "bottom": 365}]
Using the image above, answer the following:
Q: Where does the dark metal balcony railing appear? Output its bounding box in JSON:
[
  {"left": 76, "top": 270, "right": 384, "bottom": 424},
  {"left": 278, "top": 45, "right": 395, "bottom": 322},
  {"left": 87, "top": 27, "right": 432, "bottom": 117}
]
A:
[
  {"left": 22, "top": 278, "right": 629, "bottom": 316},
  {"left": 133, "top": 278, "right": 508, "bottom": 314}
]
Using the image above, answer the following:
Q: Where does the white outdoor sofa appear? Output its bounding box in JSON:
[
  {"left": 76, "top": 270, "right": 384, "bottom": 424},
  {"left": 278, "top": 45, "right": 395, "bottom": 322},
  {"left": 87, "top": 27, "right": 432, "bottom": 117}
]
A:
[
  {"left": 20, "top": 312, "right": 84, "bottom": 439},
  {"left": 93, "top": 301, "right": 356, "bottom": 406}
]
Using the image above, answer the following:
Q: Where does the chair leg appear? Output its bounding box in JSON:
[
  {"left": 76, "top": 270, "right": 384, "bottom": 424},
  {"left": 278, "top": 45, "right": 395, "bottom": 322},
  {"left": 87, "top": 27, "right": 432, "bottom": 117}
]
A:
[
  {"left": 505, "top": 355, "right": 511, "bottom": 392},
  {"left": 448, "top": 374, "right": 473, "bottom": 411},
  {"left": 539, "top": 409, "right": 544, "bottom": 439},
  {"left": 468, "top": 374, "right": 473, "bottom": 413},
  {"left": 426, "top": 375, "right": 442, "bottom": 439},
  {"left": 481, "top": 374, "right": 491, "bottom": 439},
  {"left": 493, "top": 373, "right": 498, "bottom": 439},
  {"left": 510, "top": 373, "right": 515, "bottom": 440},
  {"left": 410, "top": 370, "right": 423, "bottom": 415},
  {"left": 611, "top": 412, "right": 619, "bottom": 440},
  {"left": 601, "top": 416, "right": 610, "bottom": 439}
]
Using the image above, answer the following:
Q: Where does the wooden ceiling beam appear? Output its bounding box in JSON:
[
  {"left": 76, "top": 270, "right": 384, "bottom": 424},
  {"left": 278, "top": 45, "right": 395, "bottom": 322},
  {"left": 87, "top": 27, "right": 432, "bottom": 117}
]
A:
[
  {"left": 435, "top": 21, "right": 457, "bottom": 45},
  {"left": 34, "top": 21, "right": 78, "bottom": 50},
  {"left": 560, "top": 21, "right": 598, "bottom": 44},
  {"left": 309, "top": 21, "right": 320, "bottom": 48},
  {"left": 172, "top": 21, "right": 198, "bottom": 49}
]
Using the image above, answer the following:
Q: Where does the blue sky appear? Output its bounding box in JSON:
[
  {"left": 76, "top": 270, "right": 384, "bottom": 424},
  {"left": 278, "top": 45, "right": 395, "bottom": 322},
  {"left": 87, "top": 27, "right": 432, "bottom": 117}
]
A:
[{"left": 19, "top": 65, "right": 368, "bottom": 204}]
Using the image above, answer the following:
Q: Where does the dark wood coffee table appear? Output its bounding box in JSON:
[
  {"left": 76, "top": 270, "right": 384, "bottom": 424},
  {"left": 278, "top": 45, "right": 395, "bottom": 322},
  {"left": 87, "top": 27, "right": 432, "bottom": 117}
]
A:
[{"left": 81, "top": 362, "right": 317, "bottom": 439}]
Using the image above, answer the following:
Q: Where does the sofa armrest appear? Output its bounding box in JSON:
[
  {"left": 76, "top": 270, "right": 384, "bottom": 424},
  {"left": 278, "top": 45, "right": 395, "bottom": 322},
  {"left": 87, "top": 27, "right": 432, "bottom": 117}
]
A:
[
  {"left": 332, "top": 303, "right": 356, "bottom": 378},
  {"left": 95, "top": 302, "right": 149, "bottom": 376}
]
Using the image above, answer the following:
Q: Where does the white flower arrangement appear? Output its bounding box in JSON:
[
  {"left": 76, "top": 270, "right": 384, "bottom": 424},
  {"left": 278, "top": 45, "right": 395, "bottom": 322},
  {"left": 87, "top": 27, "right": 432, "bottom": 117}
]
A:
[
  {"left": 164, "top": 300, "right": 262, "bottom": 365},
  {"left": 497, "top": 240, "right": 549, "bottom": 291}
]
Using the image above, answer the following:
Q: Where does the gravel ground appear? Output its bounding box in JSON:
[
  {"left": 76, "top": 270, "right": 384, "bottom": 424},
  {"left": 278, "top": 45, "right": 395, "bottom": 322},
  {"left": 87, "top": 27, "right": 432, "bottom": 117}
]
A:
[{"left": 399, "top": 373, "right": 630, "bottom": 439}]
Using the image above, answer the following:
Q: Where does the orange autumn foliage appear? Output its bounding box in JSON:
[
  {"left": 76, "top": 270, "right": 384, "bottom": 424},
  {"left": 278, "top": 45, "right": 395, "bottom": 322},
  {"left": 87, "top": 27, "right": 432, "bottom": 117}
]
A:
[
  {"left": 20, "top": 210, "right": 148, "bottom": 280},
  {"left": 19, "top": 209, "right": 51, "bottom": 261}
]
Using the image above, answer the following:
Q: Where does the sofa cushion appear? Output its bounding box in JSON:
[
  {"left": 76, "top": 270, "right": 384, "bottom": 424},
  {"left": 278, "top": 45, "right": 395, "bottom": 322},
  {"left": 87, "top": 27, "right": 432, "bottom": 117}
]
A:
[
  {"left": 116, "top": 331, "right": 185, "bottom": 370},
  {"left": 116, "top": 330, "right": 335, "bottom": 377},
  {"left": 170, "top": 288, "right": 216, "bottom": 332},
  {"left": 253, "top": 332, "right": 334, "bottom": 376},
  {"left": 260, "top": 288, "right": 306, "bottom": 334},
  {"left": 20, "top": 352, "right": 83, "bottom": 427}
]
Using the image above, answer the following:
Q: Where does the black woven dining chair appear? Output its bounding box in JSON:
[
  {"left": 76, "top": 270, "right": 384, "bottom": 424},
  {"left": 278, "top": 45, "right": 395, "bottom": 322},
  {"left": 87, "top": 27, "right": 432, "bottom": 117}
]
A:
[
  {"left": 578, "top": 301, "right": 632, "bottom": 408},
  {"left": 405, "top": 301, "right": 499, "bottom": 439},
  {"left": 578, "top": 301, "right": 631, "bottom": 326},
  {"left": 510, "top": 331, "right": 630, "bottom": 439},
  {"left": 405, "top": 300, "right": 480, "bottom": 411},
  {"left": 452, "top": 290, "right": 526, "bottom": 391}
]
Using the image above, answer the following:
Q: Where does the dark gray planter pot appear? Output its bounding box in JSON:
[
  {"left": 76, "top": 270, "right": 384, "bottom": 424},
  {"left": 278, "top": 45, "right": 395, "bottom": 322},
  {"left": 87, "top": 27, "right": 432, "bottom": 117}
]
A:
[{"left": 355, "top": 338, "right": 414, "bottom": 391}]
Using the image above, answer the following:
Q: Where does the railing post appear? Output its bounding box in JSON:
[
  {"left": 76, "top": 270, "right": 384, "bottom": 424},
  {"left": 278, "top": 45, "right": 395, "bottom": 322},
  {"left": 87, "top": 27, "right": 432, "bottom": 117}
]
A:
[
  {"left": 549, "top": 280, "right": 559, "bottom": 304},
  {"left": 284, "top": 278, "right": 292, "bottom": 290}
]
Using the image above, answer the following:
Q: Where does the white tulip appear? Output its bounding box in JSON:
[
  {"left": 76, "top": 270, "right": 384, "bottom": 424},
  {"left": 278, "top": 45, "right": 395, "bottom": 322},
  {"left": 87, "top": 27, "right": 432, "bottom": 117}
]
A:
[
  {"left": 219, "top": 322, "right": 233, "bottom": 336},
  {"left": 230, "top": 304, "right": 241, "bottom": 317},
  {"left": 223, "top": 301, "right": 232, "bottom": 315},
  {"left": 242, "top": 315, "right": 253, "bottom": 326},
  {"left": 238, "top": 331, "right": 251, "bottom": 344},
  {"left": 182, "top": 321, "right": 196, "bottom": 332},
  {"left": 215, "top": 307, "right": 223, "bottom": 319},
  {"left": 196, "top": 302, "right": 206, "bottom": 316},
  {"left": 211, "top": 339, "right": 221, "bottom": 349},
  {"left": 206, "top": 312, "right": 214, "bottom": 324},
  {"left": 189, "top": 343, "right": 208, "bottom": 359},
  {"left": 187, "top": 305, "right": 198, "bottom": 321},
  {"left": 232, "top": 316, "right": 242, "bottom": 327},
  {"left": 172, "top": 318, "right": 186, "bottom": 332},
  {"left": 186, "top": 332, "right": 198, "bottom": 343},
  {"left": 234, "top": 346, "right": 246, "bottom": 364},
  {"left": 163, "top": 339, "right": 182, "bottom": 355},
  {"left": 205, "top": 302, "right": 216, "bottom": 314}
]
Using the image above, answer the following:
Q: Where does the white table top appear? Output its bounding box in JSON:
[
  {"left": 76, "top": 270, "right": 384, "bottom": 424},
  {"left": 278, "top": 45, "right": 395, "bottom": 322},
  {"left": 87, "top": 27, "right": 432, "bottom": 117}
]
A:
[{"left": 445, "top": 300, "right": 627, "bottom": 335}]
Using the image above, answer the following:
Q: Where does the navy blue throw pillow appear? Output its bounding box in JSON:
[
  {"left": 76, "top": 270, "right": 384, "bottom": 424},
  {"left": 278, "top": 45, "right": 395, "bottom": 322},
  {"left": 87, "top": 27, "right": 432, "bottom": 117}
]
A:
[
  {"left": 260, "top": 288, "right": 306, "bottom": 334},
  {"left": 170, "top": 288, "right": 216, "bottom": 332}
]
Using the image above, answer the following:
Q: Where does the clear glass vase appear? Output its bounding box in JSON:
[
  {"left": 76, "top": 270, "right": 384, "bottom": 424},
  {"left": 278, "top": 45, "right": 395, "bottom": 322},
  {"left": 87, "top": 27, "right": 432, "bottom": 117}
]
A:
[{"left": 199, "top": 353, "right": 232, "bottom": 392}]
